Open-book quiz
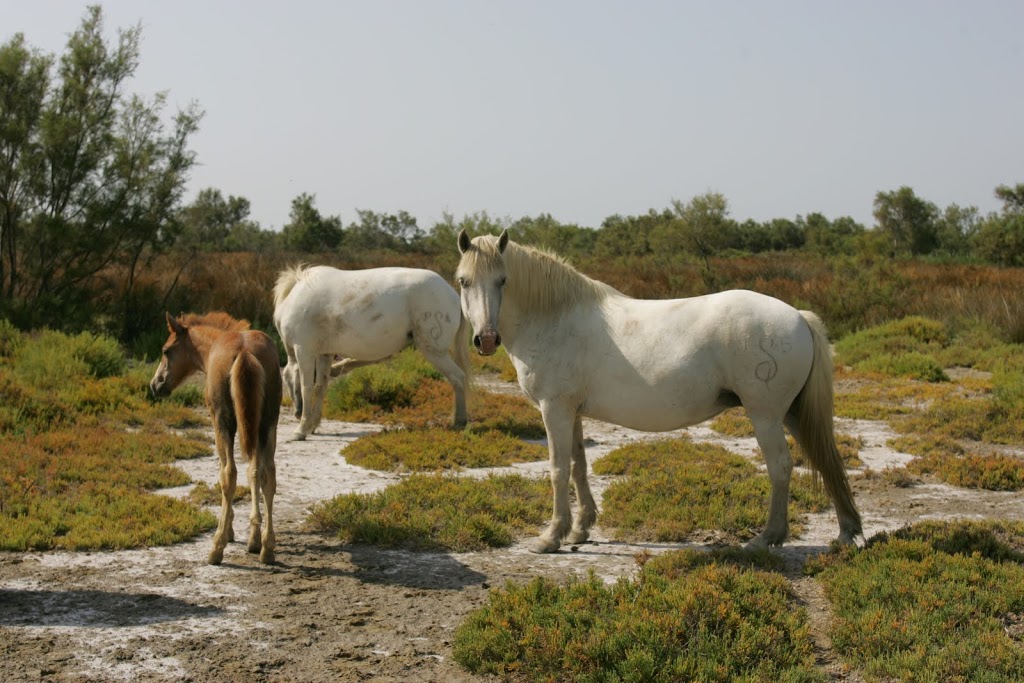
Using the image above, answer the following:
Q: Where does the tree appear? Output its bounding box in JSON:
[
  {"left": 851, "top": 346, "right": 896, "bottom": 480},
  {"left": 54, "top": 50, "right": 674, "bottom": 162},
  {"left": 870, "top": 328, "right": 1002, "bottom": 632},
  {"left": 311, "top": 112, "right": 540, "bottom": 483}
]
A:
[
  {"left": 0, "top": 6, "right": 201, "bottom": 333},
  {"left": 0, "top": 33, "right": 51, "bottom": 304},
  {"left": 972, "top": 183, "right": 1024, "bottom": 266},
  {"left": 178, "top": 188, "right": 261, "bottom": 252},
  {"left": 346, "top": 209, "right": 422, "bottom": 251},
  {"left": 873, "top": 187, "right": 939, "bottom": 256},
  {"left": 280, "top": 192, "right": 343, "bottom": 252}
]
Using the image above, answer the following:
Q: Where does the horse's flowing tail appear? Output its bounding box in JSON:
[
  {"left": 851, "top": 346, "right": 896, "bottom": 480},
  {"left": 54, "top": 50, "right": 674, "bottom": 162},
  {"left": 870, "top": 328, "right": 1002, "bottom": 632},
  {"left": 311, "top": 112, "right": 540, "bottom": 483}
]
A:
[
  {"left": 231, "top": 351, "right": 267, "bottom": 459},
  {"left": 791, "top": 311, "right": 862, "bottom": 539},
  {"left": 272, "top": 264, "right": 307, "bottom": 310}
]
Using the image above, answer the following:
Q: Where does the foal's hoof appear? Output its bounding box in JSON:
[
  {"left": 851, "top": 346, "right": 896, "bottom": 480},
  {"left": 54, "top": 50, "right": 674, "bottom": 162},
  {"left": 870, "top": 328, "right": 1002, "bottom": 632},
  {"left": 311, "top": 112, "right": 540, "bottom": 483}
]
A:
[
  {"left": 288, "top": 430, "right": 307, "bottom": 442},
  {"left": 259, "top": 548, "right": 276, "bottom": 564},
  {"left": 530, "top": 537, "right": 561, "bottom": 554},
  {"left": 207, "top": 549, "right": 224, "bottom": 565}
]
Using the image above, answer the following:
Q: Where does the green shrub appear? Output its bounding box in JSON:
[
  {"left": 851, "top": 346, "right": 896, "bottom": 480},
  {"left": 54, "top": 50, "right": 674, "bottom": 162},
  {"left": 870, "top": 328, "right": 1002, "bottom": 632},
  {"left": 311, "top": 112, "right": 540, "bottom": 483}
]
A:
[
  {"left": 341, "top": 427, "right": 547, "bottom": 471},
  {"left": 306, "top": 473, "right": 550, "bottom": 551},
  {"left": 595, "top": 438, "right": 829, "bottom": 543},
  {"left": 454, "top": 548, "right": 823, "bottom": 682},
  {"left": 811, "top": 521, "right": 1024, "bottom": 681}
]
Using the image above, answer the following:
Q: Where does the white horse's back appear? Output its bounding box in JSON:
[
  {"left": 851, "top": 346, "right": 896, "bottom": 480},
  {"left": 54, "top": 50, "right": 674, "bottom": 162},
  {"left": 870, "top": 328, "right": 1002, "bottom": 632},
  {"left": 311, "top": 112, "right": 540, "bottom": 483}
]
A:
[{"left": 273, "top": 264, "right": 471, "bottom": 439}]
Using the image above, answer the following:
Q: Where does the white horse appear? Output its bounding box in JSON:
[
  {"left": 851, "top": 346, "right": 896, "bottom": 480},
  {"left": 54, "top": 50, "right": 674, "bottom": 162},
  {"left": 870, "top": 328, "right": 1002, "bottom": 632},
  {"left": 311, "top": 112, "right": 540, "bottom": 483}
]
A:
[
  {"left": 456, "top": 230, "right": 861, "bottom": 553},
  {"left": 273, "top": 265, "right": 472, "bottom": 440}
]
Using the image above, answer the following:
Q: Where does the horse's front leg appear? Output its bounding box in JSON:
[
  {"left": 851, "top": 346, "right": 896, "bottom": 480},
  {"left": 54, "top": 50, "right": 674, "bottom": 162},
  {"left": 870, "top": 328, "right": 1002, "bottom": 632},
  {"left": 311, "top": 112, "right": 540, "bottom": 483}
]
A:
[
  {"left": 209, "top": 424, "right": 237, "bottom": 565},
  {"left": 565, "top": 417, "right": 596, "bottom": 545},
  {"left": 533, "top": 401, "right": 576, "bottom": 554}
]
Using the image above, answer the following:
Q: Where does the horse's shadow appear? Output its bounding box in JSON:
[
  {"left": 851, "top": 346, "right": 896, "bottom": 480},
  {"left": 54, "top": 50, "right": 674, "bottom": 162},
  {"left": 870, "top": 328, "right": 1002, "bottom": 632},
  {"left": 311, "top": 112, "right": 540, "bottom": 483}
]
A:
[
  {"left": 344, "top": 545, "right": 489, "bottom": 590},
  {"left": 0, "top": 588, "right": 224, "bottom": 628}
]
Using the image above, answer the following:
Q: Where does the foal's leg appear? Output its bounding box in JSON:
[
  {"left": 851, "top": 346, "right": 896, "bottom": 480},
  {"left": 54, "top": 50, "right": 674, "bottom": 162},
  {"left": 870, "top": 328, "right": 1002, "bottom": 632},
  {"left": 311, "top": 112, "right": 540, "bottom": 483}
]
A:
[
  {"left": 566, "top": 417, "right": 597, "bottom": 545},
  {"left": 419, "top": 350, "right": 467, "bottom": 428},
  {"left": 747, "top": 417, "right": 793, "bottom": 549},
  {"left": 209, "top": 423, "right": 237, "bottom": 565},
  {"left": 534, "top": 401, "right": 576, "bottom": 554},
  {"left": 245, "top": 454, "right": 263, "bottom": 556},
  {"left": 258, "top": 425, "right": 277, "bottom": 564}
]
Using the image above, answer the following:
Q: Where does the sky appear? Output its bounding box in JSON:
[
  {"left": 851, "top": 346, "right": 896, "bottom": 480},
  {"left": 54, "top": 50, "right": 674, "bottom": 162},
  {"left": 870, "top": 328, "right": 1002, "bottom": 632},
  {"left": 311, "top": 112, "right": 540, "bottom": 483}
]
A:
[{"left": 6, "top": 1, "right": 1024, "bottom": 233}]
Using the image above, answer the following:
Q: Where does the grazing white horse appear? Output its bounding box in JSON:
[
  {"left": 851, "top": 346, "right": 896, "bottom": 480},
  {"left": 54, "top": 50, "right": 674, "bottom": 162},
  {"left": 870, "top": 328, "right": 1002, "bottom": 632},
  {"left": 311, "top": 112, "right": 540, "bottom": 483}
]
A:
[
  {"left": 456, "top": 230, "right": 861, "bottom": 553},
  {"left": 273, "top": 265, "right": 472, "bottom": 440}
]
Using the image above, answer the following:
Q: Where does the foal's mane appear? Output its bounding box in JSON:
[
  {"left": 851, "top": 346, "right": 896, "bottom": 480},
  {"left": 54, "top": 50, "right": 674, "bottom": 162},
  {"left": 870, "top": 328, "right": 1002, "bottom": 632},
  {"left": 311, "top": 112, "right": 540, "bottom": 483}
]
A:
[
  {"left": 463, "top": 235, "right": 618, "bottom": 315},
  {"left": 180, "top": 311, "right": 250, "bottom": 332}
]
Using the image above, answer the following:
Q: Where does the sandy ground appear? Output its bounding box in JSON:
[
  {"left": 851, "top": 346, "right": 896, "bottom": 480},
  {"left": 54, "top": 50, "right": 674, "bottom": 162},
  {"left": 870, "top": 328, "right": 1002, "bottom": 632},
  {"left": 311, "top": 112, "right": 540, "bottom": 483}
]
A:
[{"left": 2, "top": 380, "right": 1023, "bottom": 682}]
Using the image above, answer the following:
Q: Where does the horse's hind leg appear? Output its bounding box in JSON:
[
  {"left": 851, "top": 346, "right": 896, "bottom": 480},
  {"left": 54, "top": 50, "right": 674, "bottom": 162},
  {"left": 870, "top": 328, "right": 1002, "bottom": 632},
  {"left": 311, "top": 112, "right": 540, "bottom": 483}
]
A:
[
  {"left": 292, "top": 350, "right": 329, "bottom": 440},
  {"left": 534, "top": 401, "right": 576, "bottom": 554},
  {"left": 565, "top": 417, "right": 596, "bottom": 545},
  {"left": 256, "top": 427, "right": 277, "bottom": 564},
  {"left": 209, "top": 425, "right": 237, "bottom": 565},
  {"left": 419, "top": 350, "right": 467, "bottom": 428},
  {"left": 245, "top": 455, "right": 263, "bottom": 556},
  {"left": 747, "top": 417, "right": 793, "bottom": 549}
]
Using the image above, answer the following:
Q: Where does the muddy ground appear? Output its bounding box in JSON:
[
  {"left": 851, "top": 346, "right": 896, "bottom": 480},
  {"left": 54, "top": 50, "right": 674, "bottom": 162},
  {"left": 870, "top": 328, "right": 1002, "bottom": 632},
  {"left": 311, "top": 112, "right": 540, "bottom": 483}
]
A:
[{"left": 2, "top": 380, "right": 1023, "bottom": 682}]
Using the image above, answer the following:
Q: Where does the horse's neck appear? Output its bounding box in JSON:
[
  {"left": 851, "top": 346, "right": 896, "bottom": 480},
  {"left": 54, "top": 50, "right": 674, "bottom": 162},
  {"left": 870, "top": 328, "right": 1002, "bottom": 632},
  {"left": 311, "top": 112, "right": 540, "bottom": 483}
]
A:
[{"left": 187, "top": 326, "right": 223, "bottom": 372}]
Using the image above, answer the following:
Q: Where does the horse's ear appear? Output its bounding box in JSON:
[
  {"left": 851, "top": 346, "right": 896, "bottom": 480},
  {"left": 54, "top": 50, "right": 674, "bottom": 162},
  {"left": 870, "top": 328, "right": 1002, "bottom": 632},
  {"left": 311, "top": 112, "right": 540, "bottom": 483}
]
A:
[
  {"left": 166, "top": 312, "right": 186, "bottom": 335},
  {"left": 457, "top": 229, "right": 471, "bottom": 254},
  {"left": 498, "top": 229, "right": 509, "bottom": 254}
]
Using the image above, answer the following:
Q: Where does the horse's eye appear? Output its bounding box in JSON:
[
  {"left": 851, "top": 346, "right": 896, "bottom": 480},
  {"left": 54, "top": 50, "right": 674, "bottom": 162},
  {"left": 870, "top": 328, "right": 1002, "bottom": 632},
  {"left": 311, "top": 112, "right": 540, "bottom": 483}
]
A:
[
  {"left": 457, "top": 277, "right": 469, "bottom": 288},
  {"left": 498, "top": 276, "right": 507, "bottom": 288}
]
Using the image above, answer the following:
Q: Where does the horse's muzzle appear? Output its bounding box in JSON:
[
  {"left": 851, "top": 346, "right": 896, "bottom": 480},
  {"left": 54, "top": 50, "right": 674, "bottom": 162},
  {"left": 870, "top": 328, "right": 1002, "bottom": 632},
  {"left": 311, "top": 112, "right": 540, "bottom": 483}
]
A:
[
  {"left": 473, "top": 331, "right": 501, "bottom": 356},
  {"left": 149, "top": 379, "right": 171, "bottom": 398}
]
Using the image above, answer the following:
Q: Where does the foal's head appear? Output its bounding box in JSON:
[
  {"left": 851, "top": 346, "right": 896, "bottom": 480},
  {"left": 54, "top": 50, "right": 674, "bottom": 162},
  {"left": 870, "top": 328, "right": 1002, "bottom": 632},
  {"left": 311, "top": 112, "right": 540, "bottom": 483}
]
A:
[{"left": 149, "top": 312, "right": 201, "bottom": 398}]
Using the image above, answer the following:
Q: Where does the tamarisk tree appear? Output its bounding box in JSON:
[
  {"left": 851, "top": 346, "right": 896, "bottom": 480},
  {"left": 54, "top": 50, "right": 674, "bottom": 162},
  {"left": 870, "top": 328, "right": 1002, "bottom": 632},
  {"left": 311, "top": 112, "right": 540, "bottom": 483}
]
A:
[{"left": 0, "top": 5, "right": 201, "bottom": 333}]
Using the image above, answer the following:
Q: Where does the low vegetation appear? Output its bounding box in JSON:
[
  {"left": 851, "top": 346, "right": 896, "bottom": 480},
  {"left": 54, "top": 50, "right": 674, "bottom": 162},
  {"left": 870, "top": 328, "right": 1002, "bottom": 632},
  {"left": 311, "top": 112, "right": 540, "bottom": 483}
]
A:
[
  {"left": 594, "top": 438, "right": 830, "bottom": 543},
  {"left": 306, "top": 473, "right": 551, "bottom": 552},
  {"left": 323, "top": 348, "right": 545, "bottom": 438},
  {"left": 454, "top": 548, "right": 823, "bottom": 682},
  {"left": 808, "top": 521, "right": 1024, "bottom": 682},
  {"left": 0, "top": 325, "right": 216, "bottom": 551},
  {"left": 340, "top": 427, "right": 546, "bottom": 471}
]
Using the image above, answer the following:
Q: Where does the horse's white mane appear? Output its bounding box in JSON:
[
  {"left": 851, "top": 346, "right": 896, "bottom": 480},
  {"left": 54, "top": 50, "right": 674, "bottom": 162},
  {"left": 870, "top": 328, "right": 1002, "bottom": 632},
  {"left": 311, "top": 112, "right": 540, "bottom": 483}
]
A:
[{"left": 463, "top": 235, "right": 617, "bottom": 315}]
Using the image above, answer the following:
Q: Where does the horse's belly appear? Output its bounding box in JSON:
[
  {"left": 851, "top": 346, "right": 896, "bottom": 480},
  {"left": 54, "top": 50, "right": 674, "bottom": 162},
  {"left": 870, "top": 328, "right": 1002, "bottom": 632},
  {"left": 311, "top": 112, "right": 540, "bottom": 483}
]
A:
[{"left": 582, "top": 386, "right": 722, "bottom": 432}]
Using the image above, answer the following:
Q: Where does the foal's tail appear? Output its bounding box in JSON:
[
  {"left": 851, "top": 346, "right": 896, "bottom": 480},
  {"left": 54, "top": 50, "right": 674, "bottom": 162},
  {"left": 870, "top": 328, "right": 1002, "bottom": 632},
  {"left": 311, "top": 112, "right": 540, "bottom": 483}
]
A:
[
  {"left": 791, "top": 311, "right": 862, "bottom": 540},
  {"left": 231, "top": 351, "right": 267, "bottom": 459}
]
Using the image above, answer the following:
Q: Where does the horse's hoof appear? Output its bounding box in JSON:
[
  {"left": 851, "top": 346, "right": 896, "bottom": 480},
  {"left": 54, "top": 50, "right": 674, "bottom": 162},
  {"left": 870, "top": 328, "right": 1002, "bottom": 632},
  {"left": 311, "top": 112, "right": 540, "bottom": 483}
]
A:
[
  {"left": 260, "top": 548, "right": 276, "bottom": 564},
  {"left": 207, "top": 549, "right": 224, "bottom": 565},
  {"left": 530, "top": 537, "right": 561, "bottom": 554},
  {"left": 247, "top": 541, "right": 261, "bottom": 554},
  {"left": 288, "top": 431, "right": 307, "bottom": 442},
  {"left": 565, "top": 529, "right": 590, "bottom": 545}
]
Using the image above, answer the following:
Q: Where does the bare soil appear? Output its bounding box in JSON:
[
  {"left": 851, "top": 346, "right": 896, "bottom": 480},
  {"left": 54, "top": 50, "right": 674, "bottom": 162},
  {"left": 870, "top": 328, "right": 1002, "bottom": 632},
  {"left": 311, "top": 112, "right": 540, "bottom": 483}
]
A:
[{"left": 2, "top": 384, "right": 1023, "bottom": 682}]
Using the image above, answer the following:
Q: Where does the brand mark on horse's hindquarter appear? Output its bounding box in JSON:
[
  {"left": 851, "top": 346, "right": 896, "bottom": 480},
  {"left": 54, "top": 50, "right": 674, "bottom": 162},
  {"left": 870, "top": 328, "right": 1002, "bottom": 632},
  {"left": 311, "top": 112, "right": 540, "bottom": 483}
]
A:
[
  {"left": 754, "top": 335, "right": 788, "bottom": 385},
  {"left": 422, "top": 311, "right": 445, "bottom": 341}
]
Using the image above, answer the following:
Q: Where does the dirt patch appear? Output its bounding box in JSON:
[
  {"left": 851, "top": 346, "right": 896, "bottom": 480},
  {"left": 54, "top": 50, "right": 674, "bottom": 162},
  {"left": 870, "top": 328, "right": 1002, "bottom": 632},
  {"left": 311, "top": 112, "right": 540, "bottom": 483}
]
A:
[{"left": 2, "top": 391, "right": 1022, "bottom": 682}]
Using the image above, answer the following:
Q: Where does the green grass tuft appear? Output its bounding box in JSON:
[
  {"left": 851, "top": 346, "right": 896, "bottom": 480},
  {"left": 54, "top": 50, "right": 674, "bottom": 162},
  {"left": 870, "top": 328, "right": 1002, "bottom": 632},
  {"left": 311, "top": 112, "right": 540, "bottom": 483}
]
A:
[
  {"left": 454, "top": 548, "right": 824, "bottom": 682},
  {"left": 341, "top": 427, "right": 547, "bottom": 471},
  {"left": 594, "top": 438, "right": 830, "bottom": 543},
  {"left": 306, "top": 473, "right": 551, "bottom": 552},
  {"left": 810, "top": 521, "right": 1024, "bottom": 682}
]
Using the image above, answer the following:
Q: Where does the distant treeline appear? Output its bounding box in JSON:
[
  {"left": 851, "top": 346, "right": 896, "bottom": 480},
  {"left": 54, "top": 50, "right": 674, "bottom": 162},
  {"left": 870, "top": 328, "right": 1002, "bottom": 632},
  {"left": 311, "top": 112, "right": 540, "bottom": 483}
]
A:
[{"left": 1, "top": 7, "right": 1022, "bottom": 347}]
